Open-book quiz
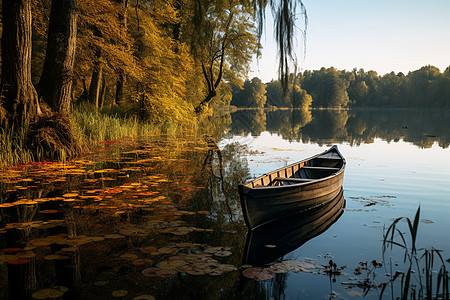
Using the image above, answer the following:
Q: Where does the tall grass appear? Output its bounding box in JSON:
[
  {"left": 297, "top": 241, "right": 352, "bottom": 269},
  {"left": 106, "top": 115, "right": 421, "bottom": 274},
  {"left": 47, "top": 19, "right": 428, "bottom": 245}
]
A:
[
  {"left": 0, "top": 119, "right": 36, "bottom": 169},
  {"left": 381, "top": 207, "right": 450, "bottom": 300},
  {"left": 0, "top": 104, "right": 198, "bottom": 169}
]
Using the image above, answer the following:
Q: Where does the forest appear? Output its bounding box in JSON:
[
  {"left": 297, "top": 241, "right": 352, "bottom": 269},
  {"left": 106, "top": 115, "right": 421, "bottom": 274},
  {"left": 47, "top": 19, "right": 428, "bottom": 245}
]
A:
[
  {"left": 0, "top": 0, "right": 306, "bottom": 167},
  {"left": 231, "top": 65, "right": 450, "bottom": 109},
  {"left": 1, "top": 0, "right": 448, "bottom": 168}
]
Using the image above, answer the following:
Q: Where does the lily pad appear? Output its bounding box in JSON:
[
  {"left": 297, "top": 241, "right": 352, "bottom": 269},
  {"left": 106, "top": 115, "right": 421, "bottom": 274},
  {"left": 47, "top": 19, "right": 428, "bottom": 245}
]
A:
[
  {"left": 242, "top": 267, "right": 274, "bottom": 281},
  {"left": 132, "top": 295, "right": 156, "bottom": 300},
  {"left": 112, "top": 290, "right": 128, "bottom": 298},
  {"left": 32, "top": 288, "right": 64, "bottom": 299}
]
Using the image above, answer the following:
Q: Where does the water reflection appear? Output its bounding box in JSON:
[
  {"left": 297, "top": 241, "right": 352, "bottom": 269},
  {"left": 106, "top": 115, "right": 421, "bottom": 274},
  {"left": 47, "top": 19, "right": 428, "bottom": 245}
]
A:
[
  {"left": 0, "top": 136, "right": 253, "bottom": 299},
  {"left": 243, "top": 188, "right": 345, "bottom": 267},
  {"left": 227, "top": 109, "right": 450, "bottom": 148}
]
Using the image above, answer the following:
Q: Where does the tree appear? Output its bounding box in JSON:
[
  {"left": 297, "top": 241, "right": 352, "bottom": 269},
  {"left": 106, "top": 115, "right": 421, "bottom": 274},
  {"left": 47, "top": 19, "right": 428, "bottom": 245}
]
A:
[
  {"left": 190, "top": 0, "right": 259, "bottom": 113},
  {"left": 301, "top": 67, "right": 349, "bottom": 108},
  {"left": 231, "top": 77, "right": 266, "bottom": 108},
  {"left": 37, "top": 0, "right": 77, "bottom": 114},
  {"left": 1, "top": 0, "right": 79, "bottom": 156},
  {"left": 1, "top": 0, "right": 42, "bottom": 125}
]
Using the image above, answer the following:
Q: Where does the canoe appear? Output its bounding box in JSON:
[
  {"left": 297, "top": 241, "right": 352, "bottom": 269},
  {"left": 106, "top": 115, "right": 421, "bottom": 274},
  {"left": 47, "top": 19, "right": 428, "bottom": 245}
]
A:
[
  {"left": 238, "top": 145, "right": 345, "bottom": 229},
  {"left": 242, "top": 188, "right": 345, "bottom": 266}
]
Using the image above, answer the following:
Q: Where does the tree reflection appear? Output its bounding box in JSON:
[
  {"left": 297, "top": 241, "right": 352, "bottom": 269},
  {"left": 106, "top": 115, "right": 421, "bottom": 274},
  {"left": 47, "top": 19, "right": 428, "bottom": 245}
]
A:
[{"left": 225, "top": 109, "right": 450, "bottom": 148}]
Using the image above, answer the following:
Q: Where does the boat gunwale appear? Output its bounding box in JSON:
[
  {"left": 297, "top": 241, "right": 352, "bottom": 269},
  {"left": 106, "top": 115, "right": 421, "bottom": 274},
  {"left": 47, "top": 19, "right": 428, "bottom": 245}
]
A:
[{"left": 240, "top": 145, "right": 346, "bottom": 191}]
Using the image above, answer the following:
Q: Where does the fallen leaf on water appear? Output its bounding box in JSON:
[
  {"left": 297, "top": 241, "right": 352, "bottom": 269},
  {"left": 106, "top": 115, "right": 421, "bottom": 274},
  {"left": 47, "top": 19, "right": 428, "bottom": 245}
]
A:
[
  {"left": 112, "top": 290, "right": 128, "bottom": 298},
  {"left": 3, "top": 247, "right": 23, "bottom": 254},
  {"left": 120, "top": 253, "right": 139, "bottom": 261},
  {"left": 242, "top": 267, "right": 274, "bottom": 281},
  {"left": 132, "top": 259, "right": 153, "bottom": 266},
  {"left": 132, "top": 295, "right": 156, "bottom": 300},
  {"left": 32, "top": 288, "right": 64, "bottom": 299},
  {"left": 421, "top": 219, "right": 434, "bottom": 224},
  {"left": 8, "top": 258, "right": 29, "bottom": 265},
  {"left": 39, "top": 210, "right": 58, "bottom": 214},
  {"left": 0, "top": 255, "right": 19, "bottom": 262},
  {"left": 104, "top": 234, "right": 125, "bottom": 239},
  {"left": 63, "top": 193, "right": 78, "bottom": 198},
  {"left": 93, "top": 281, "right": 109, "bottom": 286}
]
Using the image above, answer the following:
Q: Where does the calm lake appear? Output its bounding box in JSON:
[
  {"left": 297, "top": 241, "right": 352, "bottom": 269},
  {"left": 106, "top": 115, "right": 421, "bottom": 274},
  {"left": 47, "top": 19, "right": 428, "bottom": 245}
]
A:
[{"left": 1, "top": 109, "right": 450, "bottom": 299}]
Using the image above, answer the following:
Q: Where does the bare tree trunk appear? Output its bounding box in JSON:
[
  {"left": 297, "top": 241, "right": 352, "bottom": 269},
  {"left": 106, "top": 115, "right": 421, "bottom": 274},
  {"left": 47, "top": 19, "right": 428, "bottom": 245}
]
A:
[
  {"left": 114, "top": 70, "right": 124, "bottom": 106},
  {"left": 99, "top": 77, "right": 106, "bottom": 108},
  {"left": 89, "top": 51, "right": 103, "bottom": 108},
  {"left": 114, "top": 0, "right": 128, "bottom": 106},
  {"left": 1, "top": 0, "right": 41, "bottom": 125},
  {"left": 37, "top": 0, "right": 77, "bottom": 115}
]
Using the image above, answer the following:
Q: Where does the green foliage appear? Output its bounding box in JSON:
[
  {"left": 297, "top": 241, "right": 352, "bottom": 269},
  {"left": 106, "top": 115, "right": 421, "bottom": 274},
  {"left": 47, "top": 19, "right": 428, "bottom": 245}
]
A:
[
  {"left": 249, "top": 76, "right": 312, "bottom": 109},
  {"left": 247, "top": 65, "right": 450, "bottom": 109},
  {"left": 231, "top": 77, "right": 267, "bottom": 108},
  {"left": 302, "top": 67, "right": 350, "bottom": 108}
]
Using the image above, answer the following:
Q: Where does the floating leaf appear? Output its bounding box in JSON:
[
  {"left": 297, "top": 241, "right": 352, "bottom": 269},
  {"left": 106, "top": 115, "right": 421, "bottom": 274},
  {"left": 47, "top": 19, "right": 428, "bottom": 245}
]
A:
[
  {"left": 17, "top": 252, "right": 36, "bottom": 259},
  {"left": 421, "top": 219, "right": 434, "bottom": 224},
  {"left": 141, "top": 267, "right": 177, "bottom": 278},
  {"left": 0, "top": 255, "right": 19, "bottom": 262},
  {"left": 242, "top": 267, "right": 274, "bottom": 281},
  {"left": 3, "top": 247, "right": 23, "bottom": 254},
  {"left": 39, "top": 210, "right": 58, "bottom": 214},
  {"left": 8, "top": 258, "right": 29, "bottom": 265},
  {"left": 120, "top": 253, "right": 138, "bottom": 261},
  {"left": 140, "top": 246, "right": 157, "bottom": 254},
  {"left": 104, "top": 234, "right": 125, "bottom": 239},
  {"left": 132, "top": 295, "right": 156, "bottom": 300},
  {"left": 132, "top": 259, "right": 153, "bottom": 266},
  {"left": 32, "top": 288, "right": 64, "bottom": 299},
  {"left": 63, "top": 193, "right": 78, "bottom": 198},
  {"left": 112, "top": 290, "right": 128, "bottom": 298}
]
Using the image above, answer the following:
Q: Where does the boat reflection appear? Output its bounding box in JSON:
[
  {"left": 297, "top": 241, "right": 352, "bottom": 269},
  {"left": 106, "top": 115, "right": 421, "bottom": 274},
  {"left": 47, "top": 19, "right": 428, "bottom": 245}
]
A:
[{"left": 242, "top": 188, "right": 345, "bottom": 266}]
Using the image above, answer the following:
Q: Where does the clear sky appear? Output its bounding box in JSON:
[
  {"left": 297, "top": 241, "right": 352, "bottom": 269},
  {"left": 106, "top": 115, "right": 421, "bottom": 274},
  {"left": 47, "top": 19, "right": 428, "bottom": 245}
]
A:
[{"left": 249, "top": 0, "right": 450, "bottom": 82}]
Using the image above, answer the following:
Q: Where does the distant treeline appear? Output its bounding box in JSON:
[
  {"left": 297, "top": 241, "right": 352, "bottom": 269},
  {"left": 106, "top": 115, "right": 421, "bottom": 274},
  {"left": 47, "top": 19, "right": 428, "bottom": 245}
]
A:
[{"left": 231, "top": 65, "right": 450, "bottom": 109}]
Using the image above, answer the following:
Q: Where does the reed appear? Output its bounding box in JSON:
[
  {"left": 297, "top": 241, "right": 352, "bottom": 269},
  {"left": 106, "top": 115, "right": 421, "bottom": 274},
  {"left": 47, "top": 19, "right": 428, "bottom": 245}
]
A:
[
  {"left": 0, "top": 104, "right": 195, "bottom": 169},
  {"left": 0, "top": 119, "right": 35, "bottom": 169},
  {"left": 381, "top": 207, "right": 450, "bottom": 300}
]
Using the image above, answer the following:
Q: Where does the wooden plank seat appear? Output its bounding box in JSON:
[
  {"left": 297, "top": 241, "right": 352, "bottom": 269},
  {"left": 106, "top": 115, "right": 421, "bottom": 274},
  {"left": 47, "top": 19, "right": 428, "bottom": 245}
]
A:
[
  {"left": 317, "top": 156, "right": 341, "bottom": 160},
  {"left": 273, "top": 177, "right": 314, "bottom": 183},
  {"left": 302, "top": 166, "right": 340, "bottom": 171}
]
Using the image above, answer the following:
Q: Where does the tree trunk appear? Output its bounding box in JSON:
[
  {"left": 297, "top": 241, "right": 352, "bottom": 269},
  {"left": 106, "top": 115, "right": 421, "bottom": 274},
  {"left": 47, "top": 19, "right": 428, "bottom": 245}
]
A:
[
  {"left": 37, "top": 0, "right": 77, "bottom": 115},
  {"left": 114, "top": 70, "right": 124, "bottom": 106},
  {"left": 99, "top": 77, "right": 106, "bottom": 108},
  {"left": 1, "top": 0, "right": 41, "bottom": 125},
  {"left": 89, "top": 53, "right": 103, "bottom": 108},
  {"left": 28, "top": 0, "right": 79, "bottom": 157},
  {"left": 114, "top": 0, "right": 128, "bottom": 106}
]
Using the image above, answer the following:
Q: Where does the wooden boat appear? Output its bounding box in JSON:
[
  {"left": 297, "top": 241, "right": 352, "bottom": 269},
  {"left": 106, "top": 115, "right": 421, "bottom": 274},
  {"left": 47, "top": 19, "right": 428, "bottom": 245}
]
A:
[
  {"left": 238, "top": 145, "right": 345, "bottom": 229},
  {"left": 243, "top": 188, "right": 345, "bottom": 266}
]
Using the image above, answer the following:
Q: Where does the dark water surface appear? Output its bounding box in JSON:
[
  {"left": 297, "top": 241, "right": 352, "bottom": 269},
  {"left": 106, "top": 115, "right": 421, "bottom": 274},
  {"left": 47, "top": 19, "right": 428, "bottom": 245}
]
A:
[{"left": 1, "top": 109, "right": 450, "bottom": 299}]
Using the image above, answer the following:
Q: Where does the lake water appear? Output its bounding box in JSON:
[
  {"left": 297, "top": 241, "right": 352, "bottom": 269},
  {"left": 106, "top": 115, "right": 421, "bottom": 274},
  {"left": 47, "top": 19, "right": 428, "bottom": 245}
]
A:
[{"left": 1, "top": 109, "right": 449, "bottom": 299}]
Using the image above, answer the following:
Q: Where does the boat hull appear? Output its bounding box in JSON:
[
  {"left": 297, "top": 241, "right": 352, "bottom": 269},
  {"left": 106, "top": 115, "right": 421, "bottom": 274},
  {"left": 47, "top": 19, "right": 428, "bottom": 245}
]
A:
[
  {"left": 238, "top": 146, "right": 345, "bottom": 229},
  {"left": 243, "top": 188, "right": 345, "bottom": 266}
]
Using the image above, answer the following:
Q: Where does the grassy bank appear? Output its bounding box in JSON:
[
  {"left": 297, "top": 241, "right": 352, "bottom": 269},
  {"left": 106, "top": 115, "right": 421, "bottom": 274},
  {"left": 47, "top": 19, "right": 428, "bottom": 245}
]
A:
[{"left": 0, "top": 104, "right": 197, "bottom": 169}]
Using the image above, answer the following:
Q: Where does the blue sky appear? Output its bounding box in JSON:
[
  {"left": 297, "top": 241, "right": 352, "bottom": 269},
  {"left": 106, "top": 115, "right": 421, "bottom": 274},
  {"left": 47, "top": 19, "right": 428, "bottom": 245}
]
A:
[{"left": 249, "top": 0, "right": 450, "bottom": 82}]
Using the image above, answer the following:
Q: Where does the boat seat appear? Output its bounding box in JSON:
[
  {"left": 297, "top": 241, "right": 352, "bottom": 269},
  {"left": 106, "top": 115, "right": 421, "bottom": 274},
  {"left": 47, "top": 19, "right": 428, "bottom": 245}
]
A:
[
  {"left": 317, "top": 156, "right": 341, "bottom": 160},
  {"left": 273, "top": 177, "right": 314, "bottom": 183},
  {"left": 302, "top": 166, "right": 340, "bottom": 171}
]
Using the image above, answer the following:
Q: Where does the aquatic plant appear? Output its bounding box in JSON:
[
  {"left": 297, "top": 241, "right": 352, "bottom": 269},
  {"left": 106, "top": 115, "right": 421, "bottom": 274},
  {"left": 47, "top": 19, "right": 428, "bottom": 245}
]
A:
[{"left": 381, "top": 207, "right": 450, "bottom": 300}]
